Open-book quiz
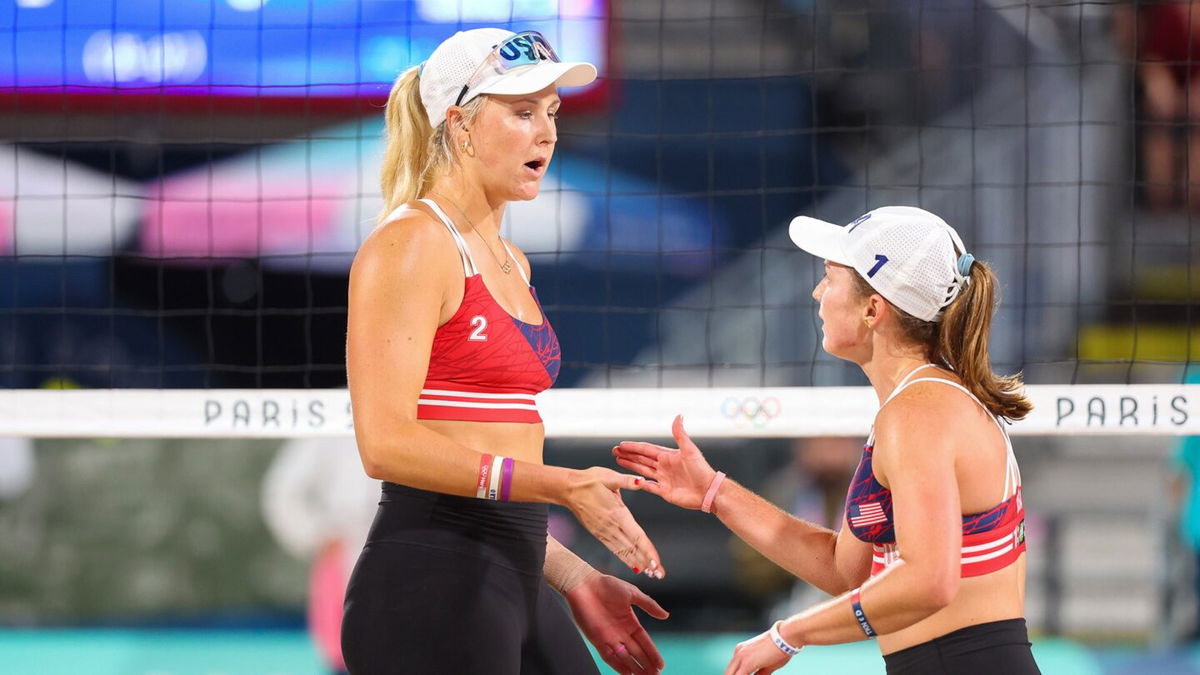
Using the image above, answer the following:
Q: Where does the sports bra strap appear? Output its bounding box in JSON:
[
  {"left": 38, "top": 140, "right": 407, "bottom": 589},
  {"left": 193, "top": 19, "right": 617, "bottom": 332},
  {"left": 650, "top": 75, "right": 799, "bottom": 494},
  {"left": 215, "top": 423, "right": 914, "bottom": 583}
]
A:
[
  {"left": 875, "top": 365, "right": 1021, "bottom": 498},
  {"left": 902, "top": 378, "right": 979, "bottom": 407},
  {"left": 419, "top": 198, "right": 478, "bottom": 277},
  {"left": 867, "top": 365, "right": 937, "bottom": 445},
  {"left": 380, "top": 205, "right": 407, "bottom": 225},
  {"left": 881, "top": 363, "right": 941, "bottom": 406},
  {"left": 499, "top": 239, "right": 530, "bottom": 286}
]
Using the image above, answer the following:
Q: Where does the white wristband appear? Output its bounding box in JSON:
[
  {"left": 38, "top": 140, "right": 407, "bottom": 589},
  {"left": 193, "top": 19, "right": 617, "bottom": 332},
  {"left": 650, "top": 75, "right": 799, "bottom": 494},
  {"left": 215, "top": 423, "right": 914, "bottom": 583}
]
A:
[
  {"left": 769, "top": 621, "right": 802, "bottom": 656},
  {"left": 487, "top": 455, "right": 504, "bottom": 500}
]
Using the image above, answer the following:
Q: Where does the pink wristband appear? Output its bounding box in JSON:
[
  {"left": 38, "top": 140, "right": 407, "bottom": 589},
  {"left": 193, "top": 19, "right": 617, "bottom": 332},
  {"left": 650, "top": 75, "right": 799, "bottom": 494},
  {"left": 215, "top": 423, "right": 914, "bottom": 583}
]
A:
[{"left": 701, "top": 471, "right": 726, "bottom": 513}]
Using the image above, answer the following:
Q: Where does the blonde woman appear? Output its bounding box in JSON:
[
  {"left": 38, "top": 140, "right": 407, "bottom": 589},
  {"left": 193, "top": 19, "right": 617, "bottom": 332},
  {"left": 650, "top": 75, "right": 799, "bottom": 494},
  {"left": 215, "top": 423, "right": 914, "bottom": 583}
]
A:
[
  {"left": 343, "top": 29, "right": 666, "bottom": 674},
  {"left": 616, "top": 207, "right": 1041, "bottom": 674}
]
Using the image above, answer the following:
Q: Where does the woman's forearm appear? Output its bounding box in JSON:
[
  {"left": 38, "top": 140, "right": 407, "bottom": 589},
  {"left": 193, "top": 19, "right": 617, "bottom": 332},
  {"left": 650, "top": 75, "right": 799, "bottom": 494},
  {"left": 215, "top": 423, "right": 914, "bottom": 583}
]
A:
[
  {"left": 779, "top": 559, "right": 952, "bottom": 647},
  {"left": 355, "top": 420, "right": 572, "bottom": 504},
  {"left": 709, "top": 478, "right": 846, "bottom": 595}
]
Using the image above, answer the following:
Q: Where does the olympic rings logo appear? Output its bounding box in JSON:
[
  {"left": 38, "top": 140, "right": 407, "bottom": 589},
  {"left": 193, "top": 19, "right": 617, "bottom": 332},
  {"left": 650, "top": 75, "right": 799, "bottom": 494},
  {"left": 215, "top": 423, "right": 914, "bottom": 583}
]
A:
[{"left": 720, "top": 396, "right": 781, "bottom": 428}]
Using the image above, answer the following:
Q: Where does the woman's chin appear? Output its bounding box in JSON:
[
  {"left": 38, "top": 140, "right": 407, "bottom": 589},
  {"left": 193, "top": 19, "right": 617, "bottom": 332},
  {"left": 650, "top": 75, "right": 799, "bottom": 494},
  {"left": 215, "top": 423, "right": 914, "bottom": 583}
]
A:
[
  {"left": 821, "top": 338, "right": 852, "bottom": 361},
  {"left": 510, "top": 181, "right": 542, "bottom": 202}
]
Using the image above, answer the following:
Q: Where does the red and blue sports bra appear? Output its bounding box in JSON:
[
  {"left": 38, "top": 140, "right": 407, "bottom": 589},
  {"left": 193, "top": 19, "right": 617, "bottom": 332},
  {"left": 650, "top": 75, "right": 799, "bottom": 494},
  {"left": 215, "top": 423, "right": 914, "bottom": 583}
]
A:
[
  {"left": 845, "top": 364, "right": 1026, "bottom": 578},
  {"left": 406, "top": 199, "right": 560, "bottom": 424}
]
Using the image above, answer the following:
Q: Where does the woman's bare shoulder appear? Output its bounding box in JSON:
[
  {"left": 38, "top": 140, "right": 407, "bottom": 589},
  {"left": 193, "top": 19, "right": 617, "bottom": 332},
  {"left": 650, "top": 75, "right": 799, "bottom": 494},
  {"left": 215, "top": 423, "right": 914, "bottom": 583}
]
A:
[
  {"left": 354, "top": 202, "right": 457, "bottom": 276},
  {"left": 875, "top": 377, "right": 987, "bottom": 450}
]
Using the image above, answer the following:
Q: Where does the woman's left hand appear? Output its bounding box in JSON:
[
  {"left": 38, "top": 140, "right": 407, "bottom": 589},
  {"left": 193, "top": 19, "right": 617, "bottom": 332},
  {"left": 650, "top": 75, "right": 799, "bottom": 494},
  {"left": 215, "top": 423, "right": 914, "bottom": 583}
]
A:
[
  {"left": 613, "top": 415, "right": 718, "bottom": 511},
  {"left": 724, "top": 627, "right": 793, "bottom": 675},
  {"left": 565, "top": 571, "right": 669, "bottom": 675}
]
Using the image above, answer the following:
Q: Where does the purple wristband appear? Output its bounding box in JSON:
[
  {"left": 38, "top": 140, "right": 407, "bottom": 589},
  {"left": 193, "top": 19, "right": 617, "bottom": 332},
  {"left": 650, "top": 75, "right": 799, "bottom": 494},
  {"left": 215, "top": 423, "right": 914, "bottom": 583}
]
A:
[{"left": 499, "top": 457, "right": 514, "bottom": 502}]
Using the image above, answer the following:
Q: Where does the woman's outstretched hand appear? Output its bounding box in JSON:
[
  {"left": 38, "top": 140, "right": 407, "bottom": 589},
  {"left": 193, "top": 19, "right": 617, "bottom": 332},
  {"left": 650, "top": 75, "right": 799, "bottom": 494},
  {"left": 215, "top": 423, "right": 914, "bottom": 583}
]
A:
[
  {"left": 613, "top": 415, "right": 718, "bottom": 511},
  {"left": 563, "top": 466, "right": 666, "bottom": 578}
]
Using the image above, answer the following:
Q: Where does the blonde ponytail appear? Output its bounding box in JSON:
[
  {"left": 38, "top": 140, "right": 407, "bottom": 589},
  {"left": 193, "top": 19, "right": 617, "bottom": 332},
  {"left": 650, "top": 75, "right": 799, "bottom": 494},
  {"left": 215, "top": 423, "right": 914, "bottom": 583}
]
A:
[
  {"left": 379, "top": 67, "right": 432, "bottom": 221},
  {"left": 377, "top": 67, "right": 486, "bottom": 224}
]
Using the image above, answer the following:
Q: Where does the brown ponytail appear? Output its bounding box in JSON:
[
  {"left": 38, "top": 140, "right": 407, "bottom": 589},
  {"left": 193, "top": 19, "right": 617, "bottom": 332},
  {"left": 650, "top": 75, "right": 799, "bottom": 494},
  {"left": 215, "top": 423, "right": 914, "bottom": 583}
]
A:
[
  {"left": 933, "top": 261, "right": 1031, "bottom": 420},
  {"left": 853, "top": 260, "right": 1032, "bottom": 420},
  {"left": 377, "top": 67, "right": 486, "bottom": 224}
]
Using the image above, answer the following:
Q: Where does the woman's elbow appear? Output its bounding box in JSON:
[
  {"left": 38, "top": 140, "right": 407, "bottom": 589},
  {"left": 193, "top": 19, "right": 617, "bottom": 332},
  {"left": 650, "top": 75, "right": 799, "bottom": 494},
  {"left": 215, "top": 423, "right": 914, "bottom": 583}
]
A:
[
  {"left": 354, "top": 428, "right": 404, "bottom": 480},
  {"left": 354, "top": 442, "right": 387, "bottom": 479},
  {"left": 352, "top": 418, "right": 416, "bottom": 480},
  {"left": 358, "top": 453, "right": 386, "bottom": 480},
  {"left": 923, "top": 568, "right": 959, "bottom": 611}
]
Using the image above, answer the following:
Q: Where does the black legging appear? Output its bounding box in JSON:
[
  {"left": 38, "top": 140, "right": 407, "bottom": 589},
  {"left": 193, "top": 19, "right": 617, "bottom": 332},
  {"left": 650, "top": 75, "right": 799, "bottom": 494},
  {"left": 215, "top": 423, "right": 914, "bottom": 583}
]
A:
[
  {"left": 341, "top": 482, "right": 600, "bottom": 675},
  {"left": 883, "top": 618, "right": 1041, "bottom": 675}
]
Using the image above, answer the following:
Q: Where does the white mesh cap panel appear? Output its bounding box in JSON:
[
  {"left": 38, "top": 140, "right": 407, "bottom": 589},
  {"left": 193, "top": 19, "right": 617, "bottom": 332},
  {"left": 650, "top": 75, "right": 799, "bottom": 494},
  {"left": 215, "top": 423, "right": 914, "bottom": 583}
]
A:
[
  {"left": 418, "top": 28, "right": 514, "bottom": 127},
  {"left": 842, "top": 206, "right": 968, "bottom": 322}
]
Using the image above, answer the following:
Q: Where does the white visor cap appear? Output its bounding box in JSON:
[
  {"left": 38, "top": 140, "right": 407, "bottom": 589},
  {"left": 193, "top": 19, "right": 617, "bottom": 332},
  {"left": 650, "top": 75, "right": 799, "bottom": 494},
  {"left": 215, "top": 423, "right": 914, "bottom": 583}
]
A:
[
  {"left": 418, "top": 28, "right": 597, "bottom": 128},
  {"left": 789, "top": 206, "right": 971, "bottom": 322}
]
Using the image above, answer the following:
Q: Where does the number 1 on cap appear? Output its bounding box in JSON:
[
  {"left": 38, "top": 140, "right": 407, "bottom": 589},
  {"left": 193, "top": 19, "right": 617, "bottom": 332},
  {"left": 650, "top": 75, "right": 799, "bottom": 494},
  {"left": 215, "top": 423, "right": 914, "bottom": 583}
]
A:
[{"left": 867, "top": 254, "right": 889, "bottom": 278}]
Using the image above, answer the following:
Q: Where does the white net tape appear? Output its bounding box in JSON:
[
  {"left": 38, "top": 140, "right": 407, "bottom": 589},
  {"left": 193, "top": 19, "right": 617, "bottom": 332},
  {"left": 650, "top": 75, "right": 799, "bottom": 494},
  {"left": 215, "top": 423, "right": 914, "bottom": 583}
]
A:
[{"left": 1, "top": 385, "right": 1197, "bottom": 438}]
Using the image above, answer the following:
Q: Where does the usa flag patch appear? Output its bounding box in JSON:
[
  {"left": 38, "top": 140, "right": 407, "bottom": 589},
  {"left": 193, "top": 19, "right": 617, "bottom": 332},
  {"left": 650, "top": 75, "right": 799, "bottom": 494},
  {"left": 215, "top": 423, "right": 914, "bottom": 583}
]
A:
[{"left": 850, "top": 502, "right": 888, "bottom": 528}]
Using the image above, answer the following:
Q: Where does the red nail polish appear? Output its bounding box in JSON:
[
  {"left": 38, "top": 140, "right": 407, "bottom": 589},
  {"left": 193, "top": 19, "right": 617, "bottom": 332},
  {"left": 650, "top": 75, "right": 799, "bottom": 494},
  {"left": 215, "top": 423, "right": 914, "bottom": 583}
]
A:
[
  {"left": 634, "top": 478, "right": 642, "bottom": 486},
  {"left": 632, "top": 567, "right": 640, "bottom": 574}
]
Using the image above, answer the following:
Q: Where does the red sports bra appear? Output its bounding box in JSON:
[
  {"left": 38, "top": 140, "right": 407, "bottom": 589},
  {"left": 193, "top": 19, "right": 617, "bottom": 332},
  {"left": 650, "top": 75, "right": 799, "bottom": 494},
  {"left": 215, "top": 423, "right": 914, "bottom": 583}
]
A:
[
  {"left": 405, "top": 199, "right": 560, "bottom": 424},
  {"left": 845, "top": 364, "right": 1026, "bottom": 578}
]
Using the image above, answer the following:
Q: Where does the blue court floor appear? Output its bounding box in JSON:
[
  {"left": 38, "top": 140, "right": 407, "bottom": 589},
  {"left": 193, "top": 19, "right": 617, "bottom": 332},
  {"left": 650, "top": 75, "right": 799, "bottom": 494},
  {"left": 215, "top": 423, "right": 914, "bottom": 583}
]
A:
[{"left": 0, "top": 628, "right": 1194, "bottom": 674}]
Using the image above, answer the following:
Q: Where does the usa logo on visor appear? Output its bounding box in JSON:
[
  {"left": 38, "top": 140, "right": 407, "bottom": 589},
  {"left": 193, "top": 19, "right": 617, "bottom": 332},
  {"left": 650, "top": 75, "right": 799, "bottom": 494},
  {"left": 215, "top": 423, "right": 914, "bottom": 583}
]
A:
[
  {"left": 456, "top": 31, "right": 563, "bottom": 107},
  {"left": 498, "top": 34, "right": 554, "bottom": 64}
]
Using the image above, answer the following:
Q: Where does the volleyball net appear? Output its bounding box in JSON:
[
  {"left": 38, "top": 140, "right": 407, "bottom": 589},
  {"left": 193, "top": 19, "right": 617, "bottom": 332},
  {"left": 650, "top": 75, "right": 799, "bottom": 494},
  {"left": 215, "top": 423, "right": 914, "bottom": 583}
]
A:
[
  {"left": 0, "top": 0, "right": 1196, "bottom": 652},
  {"left": 0, "top": 0, "right": 1194, "bottom": 439}
]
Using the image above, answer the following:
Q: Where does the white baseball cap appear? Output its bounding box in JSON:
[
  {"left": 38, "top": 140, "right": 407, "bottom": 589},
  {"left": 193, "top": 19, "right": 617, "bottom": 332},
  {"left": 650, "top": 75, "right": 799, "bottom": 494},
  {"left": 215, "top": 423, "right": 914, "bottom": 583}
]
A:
[
  {"left": 788, "top": 206, "right": 975, "bottom": 322},
  {"left": 418, "top": 28, "right": 597, "bottom": 128}
]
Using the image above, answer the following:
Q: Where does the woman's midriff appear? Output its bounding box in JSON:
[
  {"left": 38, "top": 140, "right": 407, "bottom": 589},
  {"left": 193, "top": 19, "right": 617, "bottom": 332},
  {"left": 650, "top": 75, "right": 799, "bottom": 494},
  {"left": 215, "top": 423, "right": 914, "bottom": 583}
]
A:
[
  {"left": 418, "top": 418, "right": 546, "bottom": 465},
  {"left": 877, "top": 554, "right": 1027, "bottom": 655}
]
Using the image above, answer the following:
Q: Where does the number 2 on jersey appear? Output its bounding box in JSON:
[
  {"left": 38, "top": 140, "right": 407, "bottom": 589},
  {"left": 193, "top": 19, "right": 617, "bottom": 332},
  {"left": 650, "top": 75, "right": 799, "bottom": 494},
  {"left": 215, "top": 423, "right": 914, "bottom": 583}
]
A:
[{"left": 469, "top": 315, "right": 489, "bottom": 341}]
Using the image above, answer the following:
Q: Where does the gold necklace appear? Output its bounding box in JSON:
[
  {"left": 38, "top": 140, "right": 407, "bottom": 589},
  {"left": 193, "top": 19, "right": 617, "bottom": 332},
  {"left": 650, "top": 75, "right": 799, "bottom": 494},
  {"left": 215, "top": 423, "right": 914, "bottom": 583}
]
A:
[{"left": 430, "top": 192, "right": 512, "bottom": 274}]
